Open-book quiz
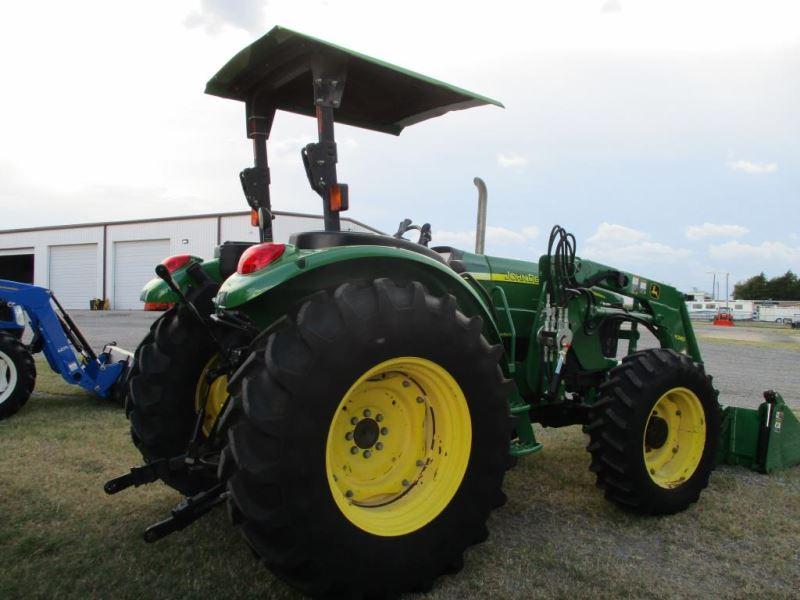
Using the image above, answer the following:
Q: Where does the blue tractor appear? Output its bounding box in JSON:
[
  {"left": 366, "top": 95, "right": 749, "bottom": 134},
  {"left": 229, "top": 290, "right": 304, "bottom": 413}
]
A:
[{"left": 0, "top": 279, "right": 132, "bottom": 420}]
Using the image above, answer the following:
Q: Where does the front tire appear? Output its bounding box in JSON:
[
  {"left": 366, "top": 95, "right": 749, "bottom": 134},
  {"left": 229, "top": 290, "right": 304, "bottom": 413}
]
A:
[
  {"left": 224, "top": 279, "right": 511, "bottom": 597},
  {"left": 0, "top": 332, "right": 35, "bottom": 420},
  {"left": 585, "top": 348, "right": 720, "bottom": 515}
]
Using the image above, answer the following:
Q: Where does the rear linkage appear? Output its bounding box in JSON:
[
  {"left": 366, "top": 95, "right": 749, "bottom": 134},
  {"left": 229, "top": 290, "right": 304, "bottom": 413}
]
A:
[{"left": 104, "top": 263, "right": 253, "bottom": 542}]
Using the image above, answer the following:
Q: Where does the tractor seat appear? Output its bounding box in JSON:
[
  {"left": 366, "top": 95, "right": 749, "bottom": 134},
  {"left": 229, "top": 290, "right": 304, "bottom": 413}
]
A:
[{"left": 289, "top": 231, "right": 447, "bottom": 265}]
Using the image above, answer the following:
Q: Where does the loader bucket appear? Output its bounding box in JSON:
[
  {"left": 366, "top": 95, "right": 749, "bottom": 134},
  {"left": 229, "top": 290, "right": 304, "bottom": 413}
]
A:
[{"left": 716, "top": 391, "right": 800, "bottom": 473}]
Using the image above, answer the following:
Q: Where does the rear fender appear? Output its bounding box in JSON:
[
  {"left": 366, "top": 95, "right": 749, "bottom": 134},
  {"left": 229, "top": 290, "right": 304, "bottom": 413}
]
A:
[
  {"left": 140, "top": 258, "right": 222, "bottom": 304},
  {"left": 216, "top": 245, "right": 504, "bottom": 352}
]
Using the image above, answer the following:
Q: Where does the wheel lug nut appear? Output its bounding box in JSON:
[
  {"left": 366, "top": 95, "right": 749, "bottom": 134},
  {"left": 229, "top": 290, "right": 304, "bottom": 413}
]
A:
[
  {"left": 402, "top": 380, "right": 410, "bottom": 387},
  {"left": 363, "top": 409, "right": 371, "bottom": 418},
  {"left": 345, "top": 490, "right": 353, "bottom": 498},
  {"left": 375, "top": 442, "right": 383, "bottom": 451},
  {"left": 350, "top": 417, "right": 358, "bottom": 425},
  {"left": 402, "top": 479, "right": 410, "bottom": 487},
  {"left": 345, "top": 432, "right": 353, "bottom": 441},
  {"left": 376, "top": 414, "right": 384, "bottom": 422},
  {"left": 380, "top": 427, "right": 388, "bottom": 436},
  {"left": 350, "top": 446, "right": 359, "bottom": 455},
  {"left": 363, "top": 450, "right": 372, "bottom": 458},
  {"left": 416, "top": 396, "right": 424, "bottom": 404}
]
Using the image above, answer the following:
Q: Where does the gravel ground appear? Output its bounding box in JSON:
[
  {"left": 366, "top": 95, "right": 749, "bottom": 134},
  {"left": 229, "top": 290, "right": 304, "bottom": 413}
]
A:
[{"left": 67, "top": 310, "right": 159, "bottom": 352}]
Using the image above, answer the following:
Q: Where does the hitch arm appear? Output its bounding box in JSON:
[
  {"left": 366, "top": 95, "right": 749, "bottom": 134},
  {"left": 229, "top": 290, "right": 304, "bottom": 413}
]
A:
[
  {"left": 103, "top": 455, "right": 188, "bottom": 495},
  {"left": 143, "top": 484, "right": 227, "bottom": 543}
]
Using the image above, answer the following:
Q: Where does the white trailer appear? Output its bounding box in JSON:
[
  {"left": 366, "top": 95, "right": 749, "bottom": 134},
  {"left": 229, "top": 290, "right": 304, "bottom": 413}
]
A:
[
  {"left": 757, "top": 305, "right": 800, "bottom": 323},
  {"left": 686, "top": 299, "right": 754, "bottom": 321}
]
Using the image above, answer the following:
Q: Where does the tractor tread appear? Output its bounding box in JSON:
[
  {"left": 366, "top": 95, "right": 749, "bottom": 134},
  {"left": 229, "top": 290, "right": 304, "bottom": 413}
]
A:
[
  {"left": 126, "top": 300, "right": 219, "bottom": 495},
  {"left": 584, "top": 347, "right": 720, "bottom": 515},
  {"left": 224, "top": 278, "right": 511, "bottom": 598}
]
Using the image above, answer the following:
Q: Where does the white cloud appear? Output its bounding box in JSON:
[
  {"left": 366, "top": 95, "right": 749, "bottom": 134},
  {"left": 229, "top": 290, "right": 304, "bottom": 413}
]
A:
[
  {"left": 497, "top": 153, "right": 528, "bottom": 169},
  {"left": 685, "top": 222, "right": 749, "bottom": 240},
  {"left": 434, "top": 225, "right": 539, "bottom": 248},
  {"left": 587, "top": 222, "right": 647, "bottom": 244},
  {"left": 586, "top": 241, "right": 691, "bottom": 265},
  {"left": 522, "top": 226, "right": 540, "bottom": 239},
  {"left": 184, "top": 0, "right": 266, "bottom": 34},
  {"left": 585, "top": 223, "right": 690, "bottom": 266},
  {"left": 708, "top": 241, "right": 800, "bottom": 262},
  {"left": 601, "top": 0, "right": 623, "bottom": 14},
  {"left": 726, "top": 159, "right": 778, "bottom": 174}
]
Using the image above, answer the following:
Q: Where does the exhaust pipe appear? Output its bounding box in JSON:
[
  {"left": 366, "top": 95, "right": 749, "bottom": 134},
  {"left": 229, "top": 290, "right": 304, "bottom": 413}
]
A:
[{"left": 474, "top": 177, "right": 487, "bottom": 254}]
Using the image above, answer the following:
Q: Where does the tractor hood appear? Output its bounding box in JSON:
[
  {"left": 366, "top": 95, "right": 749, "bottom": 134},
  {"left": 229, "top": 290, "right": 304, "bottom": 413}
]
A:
[{"left": 205, "top": 26, "right": 504, "bottom": 135}]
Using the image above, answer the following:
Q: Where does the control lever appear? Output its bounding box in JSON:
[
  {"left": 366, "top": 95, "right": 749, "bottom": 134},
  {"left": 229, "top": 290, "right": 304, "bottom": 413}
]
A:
[{"left": 155, "top": 264, "right": 221, "bottom": 347}]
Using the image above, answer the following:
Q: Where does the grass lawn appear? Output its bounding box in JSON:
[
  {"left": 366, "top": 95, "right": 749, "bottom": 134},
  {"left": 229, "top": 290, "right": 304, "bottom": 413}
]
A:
[{"left": 1, "top": 365, "right": 798, "bottom": 599}]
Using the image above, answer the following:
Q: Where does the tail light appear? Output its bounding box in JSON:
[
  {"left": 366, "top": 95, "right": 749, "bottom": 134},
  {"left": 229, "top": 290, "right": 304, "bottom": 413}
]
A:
[
  {"left": 237, "top": 243, "right": 286, "bottom": 275},
  {"left": 161, "top": 254, "right": 192, "bottom": 273}
]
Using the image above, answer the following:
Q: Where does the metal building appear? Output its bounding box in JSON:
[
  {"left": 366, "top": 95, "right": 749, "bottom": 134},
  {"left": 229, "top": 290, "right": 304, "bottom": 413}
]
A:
[{"left": 0, "top": 211, "right": 378, "bottom": 309}]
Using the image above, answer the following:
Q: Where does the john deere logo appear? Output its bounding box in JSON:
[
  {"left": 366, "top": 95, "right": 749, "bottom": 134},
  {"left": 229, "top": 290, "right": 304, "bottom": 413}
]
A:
[
  {"left": 649, "top": 283, "right": 660, "bottom": 299},
  {"left": 505, "top": 272, "right": 540, "bottom": 285}
]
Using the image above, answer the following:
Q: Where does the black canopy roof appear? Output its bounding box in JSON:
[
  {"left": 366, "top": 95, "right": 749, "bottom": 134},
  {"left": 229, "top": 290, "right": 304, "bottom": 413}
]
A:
[{"left": 205, "top": 26, "right": 503, "bottom": 135}]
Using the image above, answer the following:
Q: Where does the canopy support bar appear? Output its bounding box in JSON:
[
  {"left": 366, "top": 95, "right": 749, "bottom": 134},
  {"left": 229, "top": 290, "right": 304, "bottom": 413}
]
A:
[
  {"left": 240, "top": 108, "right": 276, "bottom": 242},
  {"left": 301, "top": 59, "right": 348, "bottom": 232}
]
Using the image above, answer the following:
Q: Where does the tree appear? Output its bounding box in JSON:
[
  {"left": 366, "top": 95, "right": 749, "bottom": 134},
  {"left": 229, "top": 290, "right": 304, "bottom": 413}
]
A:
[
  {"left": 733, "top": 273, "right": 768, "bottom": 299},
  {"left": 733, "top": 271, "right": 800, "bottom": 300}
]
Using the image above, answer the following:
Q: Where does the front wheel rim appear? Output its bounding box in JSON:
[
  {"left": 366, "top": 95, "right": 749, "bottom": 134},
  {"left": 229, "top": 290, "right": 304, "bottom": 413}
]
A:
[
  {"left": 0, "top": 350, "right": 18, "bottom": 404},
  {"left": 643, "top": 386, "right": 706, "bottom": 489},
  {"left": 326, "top": 357, "right": 472, "bottom": 537}
]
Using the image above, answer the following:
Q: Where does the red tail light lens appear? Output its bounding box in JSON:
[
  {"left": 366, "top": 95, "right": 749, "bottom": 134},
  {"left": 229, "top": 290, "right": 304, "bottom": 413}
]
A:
[
  {"left": 237, "top": 243, "right": 286, "bottom": 275},
  {"left": 161, "top": 254, "right": 191, "bottom": 273}
]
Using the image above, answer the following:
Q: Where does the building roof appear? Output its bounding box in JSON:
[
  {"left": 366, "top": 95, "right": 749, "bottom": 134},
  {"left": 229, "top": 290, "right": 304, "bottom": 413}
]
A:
[{"left": 0, "top": 210, "right": 381, "bottom": 236}]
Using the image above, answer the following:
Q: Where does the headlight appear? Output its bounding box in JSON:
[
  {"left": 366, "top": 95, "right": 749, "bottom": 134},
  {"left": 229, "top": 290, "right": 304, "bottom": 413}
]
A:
[{"left": 12, "top": 304, "right": 25, "bottom": 327}]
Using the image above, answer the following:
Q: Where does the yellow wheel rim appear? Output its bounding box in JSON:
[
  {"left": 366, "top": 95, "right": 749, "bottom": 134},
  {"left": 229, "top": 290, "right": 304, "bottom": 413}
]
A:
[
  {"left": 325, "top": 357, "right": 472, "bottom": 537},
  {"left": 643, "top": 387, "right": 706, "bottom": 489},
  {"left": 195, "top": 355, "right": 229, "bottom": 437}
]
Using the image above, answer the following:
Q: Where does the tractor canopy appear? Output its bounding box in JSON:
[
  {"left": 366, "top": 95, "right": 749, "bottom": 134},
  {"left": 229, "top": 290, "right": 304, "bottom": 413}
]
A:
[{"left": 205, "top": 26, "right": 504, "bottom": 135}]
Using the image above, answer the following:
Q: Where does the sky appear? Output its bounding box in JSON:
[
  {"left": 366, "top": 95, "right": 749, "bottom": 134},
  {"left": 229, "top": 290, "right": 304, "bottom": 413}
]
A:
[{"left": 0, "top": 0, "right": 798, "bottom": 294}]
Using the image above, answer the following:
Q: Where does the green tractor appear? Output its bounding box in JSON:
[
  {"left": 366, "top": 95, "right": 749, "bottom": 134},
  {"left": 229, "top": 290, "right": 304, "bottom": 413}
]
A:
[{"left": 107, "top": 27, "right": 800, "bottom": 597}]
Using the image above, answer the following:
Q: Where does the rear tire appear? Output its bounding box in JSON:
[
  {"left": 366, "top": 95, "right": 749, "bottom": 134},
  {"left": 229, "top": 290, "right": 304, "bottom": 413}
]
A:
[
  {"left": 585, "top": 348, "right": 720, "bottom": 515},
  {"left": 126, "top": 305, "right": 218, "bottom": 494},
  {"left": 224, "top": 279, "right": 511, "bottom": 597},
  {"left": 0, "top": 332, "right": 36, "bottom": 420}
]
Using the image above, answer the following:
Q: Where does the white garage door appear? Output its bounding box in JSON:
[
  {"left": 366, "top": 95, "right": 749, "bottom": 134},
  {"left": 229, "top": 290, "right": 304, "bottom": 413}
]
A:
[
  {"left": 48, "top": 244, "right": 98, "bottom": 309},
  {"left": 113, "top": 239, "right": 170, "bottom": 309}
]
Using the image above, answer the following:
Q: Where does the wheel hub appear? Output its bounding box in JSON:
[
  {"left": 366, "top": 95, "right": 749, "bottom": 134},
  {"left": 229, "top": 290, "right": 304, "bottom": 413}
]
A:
[
  {"left": 645, "top": 416, "right": 669, "bottom": 450},
  {"left": 352, "top": 417, "right": 380, "bottom": 449}
]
